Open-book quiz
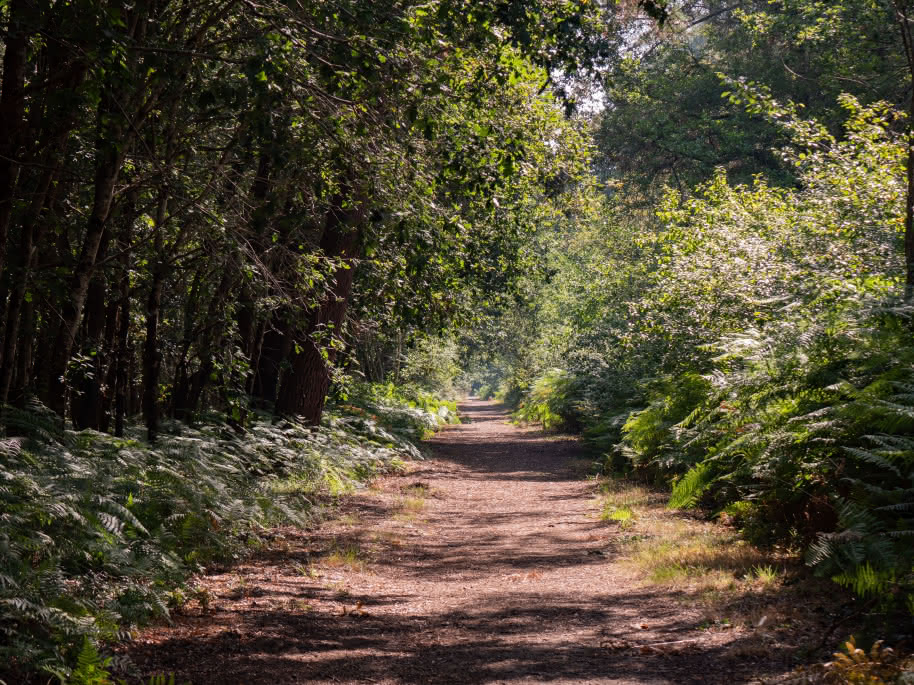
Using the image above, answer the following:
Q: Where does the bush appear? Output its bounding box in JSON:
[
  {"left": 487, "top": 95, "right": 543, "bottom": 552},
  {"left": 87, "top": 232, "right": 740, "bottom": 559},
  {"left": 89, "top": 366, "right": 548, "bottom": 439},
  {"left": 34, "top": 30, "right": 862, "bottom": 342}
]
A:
[
  {"left": 398, "top": 337, "right": 462, "bottom": 398},
  {"left": 0, "top": 392, "right": 434, "bottom": 681},
  {"left": 513, "top": 368, "right": 578, "bottom": 431},
  {"left": 340, "top": 381, "right": 460, "bottom": 436},
  {"left": 606, "top": 94, "right": 914, "bottom": 609},
  {"left": 475, "top": 384, "right": 496, "bottom": 400}
]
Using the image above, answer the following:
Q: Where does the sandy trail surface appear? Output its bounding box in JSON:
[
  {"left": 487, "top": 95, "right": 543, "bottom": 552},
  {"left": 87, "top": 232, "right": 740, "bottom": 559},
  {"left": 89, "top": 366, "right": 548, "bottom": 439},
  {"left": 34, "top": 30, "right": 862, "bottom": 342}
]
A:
[{"left": 125, "top": 400, "right": 799, "bottom": 684}]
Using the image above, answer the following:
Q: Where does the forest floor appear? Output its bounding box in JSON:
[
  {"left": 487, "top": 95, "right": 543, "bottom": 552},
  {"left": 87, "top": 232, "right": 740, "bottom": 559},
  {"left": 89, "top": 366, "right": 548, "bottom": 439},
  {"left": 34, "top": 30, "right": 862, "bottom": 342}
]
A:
[{"left": 123, "top": 400, "right": 857, "bottom": 684}]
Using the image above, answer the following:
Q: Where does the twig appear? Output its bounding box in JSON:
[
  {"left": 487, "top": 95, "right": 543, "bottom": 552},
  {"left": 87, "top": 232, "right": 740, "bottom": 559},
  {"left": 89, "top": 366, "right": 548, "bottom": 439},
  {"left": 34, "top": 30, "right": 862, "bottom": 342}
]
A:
[
  {"left": 815, "top": 597, "right": 879, "bottom": 651},
  {"left": 642, "top": 638, "right": 702, "bottom": 647}
]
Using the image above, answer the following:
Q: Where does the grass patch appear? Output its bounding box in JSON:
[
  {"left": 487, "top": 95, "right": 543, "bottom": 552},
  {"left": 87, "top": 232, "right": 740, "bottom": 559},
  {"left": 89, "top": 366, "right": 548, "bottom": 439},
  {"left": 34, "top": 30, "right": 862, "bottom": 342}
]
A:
[
  {"left": 597, "top": 480, "right": 655, "bottom": 528},
  {"left": 294, "top": 563, "right": 322, "bottom": 579},
  {"left": 623, "top": 519, "right": 771, "bottom": 590},
  {"left": 372, "top": 530, "right": 404, "bottom": 546},
  {"left": 393, "top": 486, "right": 428, "bottom": 521},
  {"left": 602, "top": 503, "right": 637, "bottom": 529},
  {"left": 336, "top": 513, "right": 362, "bottom": 527},
  {"left": 401, "top": 481, "right": 431, "bottom": 498},
  {"left": 290, "top": 599, "right": 312, "bottom": 612},
  {"left": 599, "top": 480, "right": 654, "bottom": 508},
  {"left": 610, "top": 512, "right": 844, "bottom": 641},
  {"left": 601, "top": 486, "right": 838, "bottom": 639},
  {"left": 750, "top": 564, "right": 778, "bottom": 585},
  {"left": 394, "top": 497, "right": 425, "bottom": 521},
  {"left": 400, "top": 496, "right": 426, "bottom": 513},
  {"left": 597, "top": 478, "right": 780, "bottom": 596},
  {"left": 322, "top": 543, "right": 366, "bottom": 571},
  {"left": 331, "top": 582, "right": 351, "bottom": 597}
]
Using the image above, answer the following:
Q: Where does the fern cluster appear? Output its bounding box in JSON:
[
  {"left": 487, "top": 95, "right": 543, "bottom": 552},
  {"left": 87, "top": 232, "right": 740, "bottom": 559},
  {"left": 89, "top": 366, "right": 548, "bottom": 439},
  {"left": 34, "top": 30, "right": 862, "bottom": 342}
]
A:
[
  {"left": 0, "top": 388, "right": 436, "bottom": 681},
  {"left": 513, "top": 368, "right": 577, "bottom": 431},
  {"left": 496, "top": 95, "right": 914, "bottom": 611},
  {"left": 608, "top": 97, "right": 914, "bottom": 608}
]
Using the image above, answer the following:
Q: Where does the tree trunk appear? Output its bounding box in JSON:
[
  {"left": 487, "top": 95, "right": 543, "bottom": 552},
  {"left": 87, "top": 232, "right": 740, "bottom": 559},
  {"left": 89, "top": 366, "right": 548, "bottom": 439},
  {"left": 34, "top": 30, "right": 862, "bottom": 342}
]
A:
[
  {"left": 98, "top": 294, "right": 120, "bottom": 433},
  {"left": 0, "top": 0, "right": 30, "bottom": 280},
  {"left": 142, "top": 191, "right": 169, "bottom": 442},
  {"left": 112, "top": 189, "right": 137, "bottom": 436},
  {"left": 895, "top": 0, "right": 914, "bottom": 298},
  {"left": 252, "top": 325, "right": 289, "bottom": 406},
  {"left": 11, "top": 297, "right": 34, "bottom": 403},
  {"left": 0, "top": 158, "right": 62, "bottom": 403},
  {"left": 71, "top": 232, "right": 111, "bottom": 430},
  {"left": 114, "top": 261, "right": 132, "bottom": 437},
  {"left": 172, "top": 271, "right": 205, "bottom": 420},
  {"left": 275, "top": 199, "right": 366, "bottom": 423},
  {"left": 43, "top": 96, "right": 127, "bottom": 416},
  {"left": 905, "top": 97, "right": 914, "bottom": 299},
  {"left": 173, "top": 266, "right": 235, "bottom": 420},
  {"left": 143, "top": 267, "right": 165, "bottom": 441}
]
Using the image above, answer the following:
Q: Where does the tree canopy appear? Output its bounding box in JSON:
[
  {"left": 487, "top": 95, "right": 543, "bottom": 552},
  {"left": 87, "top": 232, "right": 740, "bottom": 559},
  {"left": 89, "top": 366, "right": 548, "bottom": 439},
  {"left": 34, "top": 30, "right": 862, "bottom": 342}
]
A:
[{"left": 3, "top": 0, "right": 914, "bottom": 678}]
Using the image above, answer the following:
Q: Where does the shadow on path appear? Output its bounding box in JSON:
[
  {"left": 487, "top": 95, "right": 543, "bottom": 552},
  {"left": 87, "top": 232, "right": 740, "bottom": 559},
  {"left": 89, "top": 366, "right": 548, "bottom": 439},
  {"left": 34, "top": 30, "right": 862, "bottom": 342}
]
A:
[{"left": 125, "top": 400, "right": 799, "bottom": 684}]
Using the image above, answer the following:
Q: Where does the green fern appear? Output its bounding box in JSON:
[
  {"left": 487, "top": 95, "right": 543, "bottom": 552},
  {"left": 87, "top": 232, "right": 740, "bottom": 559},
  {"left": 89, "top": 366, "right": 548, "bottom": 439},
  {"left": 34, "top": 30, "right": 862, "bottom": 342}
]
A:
[
  {"left": 832, "top": 563, "right": 894, "bottom": 597},
  {"left": 668, "top": 462, "right": 716, "bottom": 509},
  {"left": 0, "top": 392, "right": 433, "bottom": 679}
]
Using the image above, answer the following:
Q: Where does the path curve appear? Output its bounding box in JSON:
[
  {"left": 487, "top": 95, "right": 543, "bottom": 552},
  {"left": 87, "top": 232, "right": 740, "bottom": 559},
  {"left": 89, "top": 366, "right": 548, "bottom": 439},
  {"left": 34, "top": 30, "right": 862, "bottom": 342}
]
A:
[{"left": 126, "top": 401, "right": 794, "bottom": 684}]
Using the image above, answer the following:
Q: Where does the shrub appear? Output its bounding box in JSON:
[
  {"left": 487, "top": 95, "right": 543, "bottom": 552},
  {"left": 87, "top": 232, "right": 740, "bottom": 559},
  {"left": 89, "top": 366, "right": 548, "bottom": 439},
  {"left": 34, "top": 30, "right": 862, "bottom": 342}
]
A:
[
  {"left": 514, "top": 368, "right": 577, "bottom": 431},
  {"left": 398, "top": 337, "right": 462, "bottom": 398},
  {"left": 0, "top": 390, "right": 434, "bottom": 681}
]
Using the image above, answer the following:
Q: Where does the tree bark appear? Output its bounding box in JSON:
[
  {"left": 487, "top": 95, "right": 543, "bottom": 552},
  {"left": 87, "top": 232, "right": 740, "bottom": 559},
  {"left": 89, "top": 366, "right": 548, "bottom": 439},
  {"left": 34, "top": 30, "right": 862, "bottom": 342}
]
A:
[
  {"left": 43, "top": 95, "right": 127, "bottom": 416},
  {"left": 173, "top": 266, "right": 236, "bottom": 420},
  {"left": 275, "top": 198, "right": 366, "bottom": 424},
  {"left": 252, "top": 325, "right": 289, "bottom": 405},
  {"left": 142, "top": 267, "right": 165, "bottom": 441},
  {"left": 11, "top": 297, "right": 34, "bottom": 403},
  {"left": 0, "top": 157, "right": 63, "bottom": 403},
  {"left": 71, "top": 225, "right": 112, "bottom": 430},
  {"left": 895, "top": 0, "right": 914, "bottom": 298},
  {"left": 172, "top": 270, "right": 205, "bottom": 420},
  {"left": 0, "top": 0, "right": 30, "bottom": 280},
  {"left": 905, "top": 98, "right": 914, "bottom": 299},
  {"left": 114, "top": 256, "right": 133, "bottom": 437},
  {"left": 142, "top": 191, "right": 169, "bottom": 442}
]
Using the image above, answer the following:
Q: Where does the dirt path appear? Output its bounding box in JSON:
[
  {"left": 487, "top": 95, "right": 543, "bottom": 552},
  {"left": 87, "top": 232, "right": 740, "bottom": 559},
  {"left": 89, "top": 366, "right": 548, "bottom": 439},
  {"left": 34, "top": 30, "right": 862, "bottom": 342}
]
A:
[{"left": 125, "top": 401, "right": 806, "bottom": 684}]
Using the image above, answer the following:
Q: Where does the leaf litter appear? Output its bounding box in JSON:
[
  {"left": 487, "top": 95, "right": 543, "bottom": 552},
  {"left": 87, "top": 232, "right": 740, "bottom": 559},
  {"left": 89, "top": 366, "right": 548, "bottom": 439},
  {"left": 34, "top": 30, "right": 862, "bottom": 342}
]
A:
[{"left": 122, "top": 400, "right": 862, "bottom": 684}]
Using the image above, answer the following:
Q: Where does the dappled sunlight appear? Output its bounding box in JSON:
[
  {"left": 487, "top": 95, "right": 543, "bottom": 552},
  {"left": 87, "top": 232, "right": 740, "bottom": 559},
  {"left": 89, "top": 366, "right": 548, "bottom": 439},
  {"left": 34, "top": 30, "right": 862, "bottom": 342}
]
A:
[{"left": 121, "top": 400, "right": 834, "bottom": 684}]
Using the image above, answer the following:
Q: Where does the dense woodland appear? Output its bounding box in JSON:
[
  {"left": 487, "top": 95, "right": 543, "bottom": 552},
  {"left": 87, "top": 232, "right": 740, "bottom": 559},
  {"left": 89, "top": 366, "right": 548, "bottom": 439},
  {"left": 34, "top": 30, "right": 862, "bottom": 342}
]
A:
[
  {"left": 1, "top": 0, "right": 914, "bottom": 680},
  {"left": 470, "top": 0, "right": 914, "bottom": 645}
]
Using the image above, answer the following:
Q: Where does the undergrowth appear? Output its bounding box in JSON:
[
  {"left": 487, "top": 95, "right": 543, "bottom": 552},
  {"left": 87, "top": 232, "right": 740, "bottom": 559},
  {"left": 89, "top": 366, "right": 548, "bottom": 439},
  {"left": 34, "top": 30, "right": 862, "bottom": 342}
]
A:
[
  {"left": 789, "top": 636, "right": 914, "bottom": 683},
  {"left": 0, "top": 384, "right": 448, "bottom": 682},
  {"left": 502, "top": 97, "right": 914, "bottom": 619},
  {"left": 513, "top": 368, "right": 576, "bottom": 431}
]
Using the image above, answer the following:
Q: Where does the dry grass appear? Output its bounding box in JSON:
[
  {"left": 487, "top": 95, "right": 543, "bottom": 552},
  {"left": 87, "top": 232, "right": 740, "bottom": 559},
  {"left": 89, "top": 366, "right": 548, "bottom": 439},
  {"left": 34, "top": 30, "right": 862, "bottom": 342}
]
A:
[
  {"left": 623, "top": 518, "right": 772, "bottom": 589},
  {"left": 400, "top": 495, "right": 426, "bottom": 512},
  {"left": 393, "top": 499, "right": 425, "bottom": 521},
  {"left": 322, "top": 543, "right": 366, "bottom": 572},
  {"left": 288, "top": 599, "right": 313, "bottom": 612},
  {"left": 401, "top": 481, "right": 432, "bottom": 497},
  {"left": 335, "top": 513, "right": 362, "bottom": 527},
  {"left": 372, "top": 530, "right": 404, "bottom": 546},
  {"left": 598, "top": 480, "right": 656, "bottom": 509},
  {"left": 596, "top": 481, "right": 657, "bottom": 529},
  {"left": 393, "top": 484, "right": 428, "bottom": 521},
  {"left": 593, "top": 479, "right": 860, "bottom": 648},
  {"left": 294, "top": 562, "right": 323, "bottom": 579},
  {"left": 597, "top": 479, "right": 774, "bottom": 593}
]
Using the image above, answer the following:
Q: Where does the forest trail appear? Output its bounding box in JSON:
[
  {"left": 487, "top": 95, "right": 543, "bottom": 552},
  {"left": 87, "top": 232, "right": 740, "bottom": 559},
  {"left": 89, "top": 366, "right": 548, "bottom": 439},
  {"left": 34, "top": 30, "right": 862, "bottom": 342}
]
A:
[{"left": 126, "top": 401, "right": 802, "bottom": 684}]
